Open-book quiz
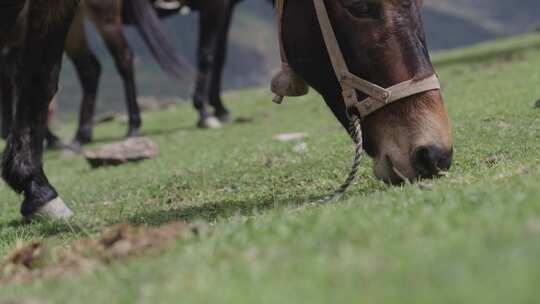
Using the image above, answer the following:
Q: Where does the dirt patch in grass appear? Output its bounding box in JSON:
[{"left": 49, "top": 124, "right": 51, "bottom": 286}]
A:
[{"left": 0, "top": 222, "right": 209, "bottom": 285}]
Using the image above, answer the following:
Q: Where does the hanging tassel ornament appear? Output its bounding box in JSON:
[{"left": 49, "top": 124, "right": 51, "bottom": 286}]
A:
[
  {"left": 271, "top": 0, "right": 309, "bottom": 104},
  {"left": 271, "top": 63, "right": 309, "bottom": 104}
]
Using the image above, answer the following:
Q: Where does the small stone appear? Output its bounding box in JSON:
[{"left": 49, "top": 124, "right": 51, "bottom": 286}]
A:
[
  {"left": 517, "top": 165, "right": 530, "bottom": 175},
  {"left": 418, "top": 182, "right": 435, "bottom": 191},
  {"left": 84, "top": 137, "right": 159, "bottom": 168},
  {"left": 274, "top": 132, "right": 308, "bottom": 142},
  {"left": 535, "top": 99, "right": 540, "bottom": 108},
  {"left": 526, "top": 219, "right": 540, "bottom": 234},
  {"left": 496, "top": 121, "right": 511, "bottom": 129}
]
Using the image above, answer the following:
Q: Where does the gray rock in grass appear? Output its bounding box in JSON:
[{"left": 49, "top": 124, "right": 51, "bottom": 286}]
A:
[{"left": 84, "top": 137, "right": 159, "bottom": 168}]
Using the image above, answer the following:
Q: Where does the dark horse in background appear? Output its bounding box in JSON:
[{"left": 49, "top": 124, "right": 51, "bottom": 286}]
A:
[
  {"left": 1, "top": 0, "right": 246, "bottom": 150},
  {"left": 96, "top": 0, "right": 248, "bottom": 133},
  {"left": 1, "top": 0, "right": 453, "bottom": 220},
  {"left": 85, "top": 0, "right": 245, "bottom": 133}
]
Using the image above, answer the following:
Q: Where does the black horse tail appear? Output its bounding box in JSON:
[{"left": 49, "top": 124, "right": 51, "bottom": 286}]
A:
[{"left": 128, "top": 0, "right": 194, "bottom": 82}]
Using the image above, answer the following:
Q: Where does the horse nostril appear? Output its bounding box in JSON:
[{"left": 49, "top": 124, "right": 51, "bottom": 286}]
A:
[{"left": 411, "top": 145, "right": 453, "bottom": 179}]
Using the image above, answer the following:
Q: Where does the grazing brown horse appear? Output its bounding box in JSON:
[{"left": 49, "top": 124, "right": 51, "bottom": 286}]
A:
[
  {"left": 277, "top": 0, "right": 453, "bottom": 184},
  {"left": 0, "top": 0, "right": 79, "bottom": 219}
]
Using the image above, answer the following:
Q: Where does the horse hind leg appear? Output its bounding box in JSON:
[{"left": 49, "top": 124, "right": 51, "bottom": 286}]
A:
[
  {"left": 2, "top": 14, "right": 74, "bottom": 219},
  {"left": 90, "top": 2, "right": 141, "bottom": 138}
]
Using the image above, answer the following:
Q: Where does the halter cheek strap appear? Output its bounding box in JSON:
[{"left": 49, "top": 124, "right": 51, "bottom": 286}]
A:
[{"left": 272, "top": 0, "right": 442, "bottom": 119}]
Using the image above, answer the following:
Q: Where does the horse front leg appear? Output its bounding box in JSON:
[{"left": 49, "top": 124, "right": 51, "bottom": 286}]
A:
[
  {"left": 207, "top": 3, "right": 235, "bottom": 123},
  {"left": 0, "top": 75, "right": 14, "bottom": 141},
  {"left": 0, "top": 49, "right": 15, "bottom": 140},
  {"left": 2, "top": 15, "right": 74, "bottom": 220}
]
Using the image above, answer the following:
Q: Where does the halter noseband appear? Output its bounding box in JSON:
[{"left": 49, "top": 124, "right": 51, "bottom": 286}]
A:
[{"left": 271, "top": 0, "right": 441, "bottom": 119}]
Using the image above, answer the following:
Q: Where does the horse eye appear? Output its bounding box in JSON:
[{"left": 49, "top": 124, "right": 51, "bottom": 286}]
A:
[{"left": 345, "top": 2, "right": 380, "bottom": 19}]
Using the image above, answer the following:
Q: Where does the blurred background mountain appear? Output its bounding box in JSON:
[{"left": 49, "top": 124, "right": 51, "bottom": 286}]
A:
[{"left": 58, "top": 0, "right": 540, "bottom": 114}]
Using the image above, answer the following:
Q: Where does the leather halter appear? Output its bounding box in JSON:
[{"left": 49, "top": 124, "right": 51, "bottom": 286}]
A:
[{"left": 272, "top": 0, "right": 441, "bottom": 119}]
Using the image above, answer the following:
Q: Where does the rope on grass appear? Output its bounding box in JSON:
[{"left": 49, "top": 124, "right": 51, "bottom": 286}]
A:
[{"left": 317, "top": 115, "right": 364, "bottom": 204}]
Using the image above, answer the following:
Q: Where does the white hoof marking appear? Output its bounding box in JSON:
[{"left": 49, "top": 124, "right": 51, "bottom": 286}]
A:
[
  {"left": 34, "top": 197, "right": 74, "bottom": 220},
  {"left": 200, "top": 117, "right": 222, "bottom": 129}
]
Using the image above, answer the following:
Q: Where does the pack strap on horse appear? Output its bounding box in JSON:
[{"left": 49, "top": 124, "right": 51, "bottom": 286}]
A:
[{"left": 270, "top": 0, "right": 442, "bottom": 201}]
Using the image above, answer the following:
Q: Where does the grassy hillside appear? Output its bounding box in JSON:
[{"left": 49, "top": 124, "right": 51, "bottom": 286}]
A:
[
  {"left": 424, "top": 0, "right": 540, "bottom": 35},
  {"left": 1, "top": 34, "right": 540, "bottom": 303}
]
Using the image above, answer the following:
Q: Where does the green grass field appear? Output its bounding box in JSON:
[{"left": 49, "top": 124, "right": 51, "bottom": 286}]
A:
[{"left": 0, "top": 34, "right": 539, "bottom": 303}]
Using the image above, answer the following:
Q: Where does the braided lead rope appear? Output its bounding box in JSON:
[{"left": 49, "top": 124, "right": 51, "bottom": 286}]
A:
[{"left": 316, "top": 115, "right": 363, "bottom": 204}]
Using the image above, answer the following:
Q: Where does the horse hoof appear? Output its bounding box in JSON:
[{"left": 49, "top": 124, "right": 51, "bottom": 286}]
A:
[
  {"left": 28, "top": 197, "right": 74, "bottom": 221},
  {"left": 197, "top": 116, "right": 222, "bottom": 129}
]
